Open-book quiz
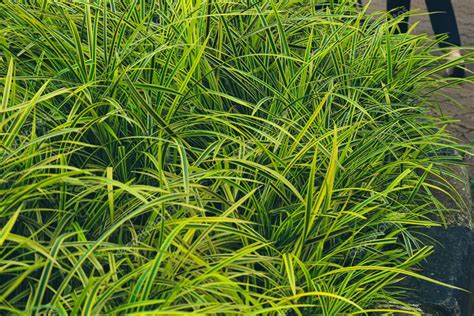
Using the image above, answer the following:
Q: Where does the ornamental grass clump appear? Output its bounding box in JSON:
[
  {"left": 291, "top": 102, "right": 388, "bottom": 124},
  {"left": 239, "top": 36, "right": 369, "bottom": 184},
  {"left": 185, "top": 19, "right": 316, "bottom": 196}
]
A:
[{"left": 0, "top": 0, "right": 471, "bottom": 314}]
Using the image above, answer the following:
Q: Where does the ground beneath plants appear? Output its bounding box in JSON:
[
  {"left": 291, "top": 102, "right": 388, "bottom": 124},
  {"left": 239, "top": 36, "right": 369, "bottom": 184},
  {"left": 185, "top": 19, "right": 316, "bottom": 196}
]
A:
[{"left": 363, "top": 1, "right": 474, "bottom": 312}]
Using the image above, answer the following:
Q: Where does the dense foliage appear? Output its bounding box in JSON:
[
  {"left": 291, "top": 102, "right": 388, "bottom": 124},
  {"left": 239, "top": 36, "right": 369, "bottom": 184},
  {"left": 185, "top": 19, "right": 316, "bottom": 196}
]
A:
[{"left": 0, "top": 0, "right": 470, "bottom": 314}]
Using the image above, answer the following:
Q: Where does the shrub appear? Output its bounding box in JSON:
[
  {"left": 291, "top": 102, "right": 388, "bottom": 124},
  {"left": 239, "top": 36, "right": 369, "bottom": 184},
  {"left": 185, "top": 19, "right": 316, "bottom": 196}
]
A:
[{"left": 0, "top": 0, "right": 470, "bottom": 314}]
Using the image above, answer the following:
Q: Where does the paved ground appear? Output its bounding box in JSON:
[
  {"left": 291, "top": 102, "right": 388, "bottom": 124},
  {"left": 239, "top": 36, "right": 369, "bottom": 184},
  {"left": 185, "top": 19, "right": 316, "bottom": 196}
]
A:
[
  {"left": 361, "top": 2, "right": 474, "bottom": 311},
  {"left": 362, "top": 0, "right": 474, "bottom": 176}
]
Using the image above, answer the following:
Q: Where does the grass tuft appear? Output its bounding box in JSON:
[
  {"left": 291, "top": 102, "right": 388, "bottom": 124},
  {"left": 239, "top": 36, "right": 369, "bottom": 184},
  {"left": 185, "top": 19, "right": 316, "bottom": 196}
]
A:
[{"left": 0, "top": 0, "right": 472, "bottom": 314}]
